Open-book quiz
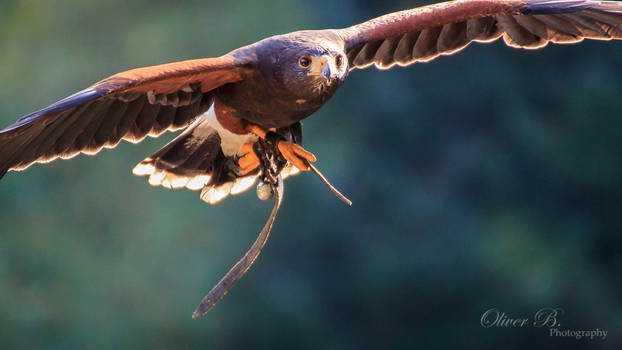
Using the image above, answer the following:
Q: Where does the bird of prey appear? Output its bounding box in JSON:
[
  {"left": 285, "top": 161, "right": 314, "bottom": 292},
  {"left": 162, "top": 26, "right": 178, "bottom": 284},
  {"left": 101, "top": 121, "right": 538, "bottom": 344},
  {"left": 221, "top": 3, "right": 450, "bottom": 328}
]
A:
[{"left": 2, "top": 0, "right": 622, "bottom": 318}]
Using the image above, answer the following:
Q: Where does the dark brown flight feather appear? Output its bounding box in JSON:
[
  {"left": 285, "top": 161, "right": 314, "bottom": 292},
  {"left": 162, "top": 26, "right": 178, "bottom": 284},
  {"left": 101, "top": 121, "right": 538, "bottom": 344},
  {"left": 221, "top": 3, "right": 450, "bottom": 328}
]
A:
[
  {"left": 0, "top": 55, "right": 249, "bottom": 178},
  {"left": 337, "top": 0, "right": 622, "bottom": 69},
  {"left": 1, "top": 0, "right": 622, "bottom": 318}
]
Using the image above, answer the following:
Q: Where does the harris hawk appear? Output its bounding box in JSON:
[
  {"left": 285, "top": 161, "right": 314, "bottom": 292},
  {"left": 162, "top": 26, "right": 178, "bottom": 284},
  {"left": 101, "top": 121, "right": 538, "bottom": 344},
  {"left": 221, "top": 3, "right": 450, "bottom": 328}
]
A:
[{"left": 2, "top": 0, "right": 622, "bottom": 318}]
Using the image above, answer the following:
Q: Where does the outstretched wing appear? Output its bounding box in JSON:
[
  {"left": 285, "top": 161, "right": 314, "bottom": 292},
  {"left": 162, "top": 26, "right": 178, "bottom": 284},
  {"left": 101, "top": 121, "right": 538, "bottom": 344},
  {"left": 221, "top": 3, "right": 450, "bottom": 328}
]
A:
[
  {"left": 0, "top": 54, "right": 252, "bottom": 178},
  {"left": 337, "top": 0, "right": 622, "bottom": 69}
]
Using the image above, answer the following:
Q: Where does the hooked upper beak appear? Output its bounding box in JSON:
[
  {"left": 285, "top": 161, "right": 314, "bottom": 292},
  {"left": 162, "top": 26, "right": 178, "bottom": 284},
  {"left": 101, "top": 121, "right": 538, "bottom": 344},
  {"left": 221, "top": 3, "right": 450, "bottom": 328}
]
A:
[
  {"left": 321, "top": 59, "right": 333, "bottom": 82},
  {"left": 307, "top": 55, "right": 338, "bottom": 84}
]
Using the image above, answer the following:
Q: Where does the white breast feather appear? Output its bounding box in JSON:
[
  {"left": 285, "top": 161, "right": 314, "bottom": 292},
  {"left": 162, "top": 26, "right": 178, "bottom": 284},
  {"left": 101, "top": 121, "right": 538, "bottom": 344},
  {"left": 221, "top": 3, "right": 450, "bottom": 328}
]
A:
[{"left": 204, "top": 105, "right": 258, "bottom": 156}]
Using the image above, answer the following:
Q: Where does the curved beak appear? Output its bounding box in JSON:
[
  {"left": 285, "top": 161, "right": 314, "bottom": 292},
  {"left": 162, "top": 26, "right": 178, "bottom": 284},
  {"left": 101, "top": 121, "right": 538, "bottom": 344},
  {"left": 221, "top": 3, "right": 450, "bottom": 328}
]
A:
[
  {"left": 308, "top": 55, "right": 337, "bottom": 85},
  {"left": 321, "top": 59, "right": 333, "bottom": 82}
]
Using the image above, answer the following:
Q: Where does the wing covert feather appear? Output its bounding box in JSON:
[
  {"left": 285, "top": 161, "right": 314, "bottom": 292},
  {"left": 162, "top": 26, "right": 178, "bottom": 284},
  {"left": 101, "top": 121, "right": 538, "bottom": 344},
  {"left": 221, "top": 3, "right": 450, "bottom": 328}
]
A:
[
  {"left": 337, "top": 0, "right": 622, "bottom": 69},
  {"left": 0, "top": 54, "right": 251, "bottom": 178}
]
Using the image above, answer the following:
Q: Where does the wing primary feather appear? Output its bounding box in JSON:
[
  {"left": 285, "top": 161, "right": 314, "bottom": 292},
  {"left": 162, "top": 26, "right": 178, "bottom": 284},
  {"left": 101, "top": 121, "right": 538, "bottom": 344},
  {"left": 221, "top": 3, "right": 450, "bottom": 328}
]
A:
[
  {"left": 373, "top": 36, "right": 402, "bottom": 67},
  {"left": 497, "top": 15, "right": 548, "bottom": 48},
  {"left": 72, "top": 99, "right": 115, "bottom": 152},
  {"left": 92, "top": 100, "right": 130, "bottom": 148},
  {"left": 106, "top": 96, "right": 146, "bottom": 147},
  {"left": 513, "top": 14, "right": 551, "bottom": 39},
  {"left": 35, "top": 108, "right": 86, "bottom": 159},
  {"left": 53, "top": 102, "right": 102, "bottom": 156},
  {"left": 34, "top": 102, "right": 104, "bottom": 162},
  {"left": 412, "top": 26, "right": 442, "bottom": 61},
  {"left": 0, "top": 89, "right": 102, "bottom": 133},
  {"left": 466, "top": 17, "right": 502, "bottom": 41},
  {"left": 353, "top": 39, "right": 383, "bottom": 67},
  {"left": 107, "top": 97, "right": 139, "bottom": 145},
  {"left": 346, "top": 43, "right": 364, "bottom": 66},
  {"left": 133, "top": 100, "right": 162, "bottom": 138},
  {"left": 393, "top": 31, "right": 421, "bottom": 64},
  {"left": 437, "top": 21, "right": 470, "bottom": 54},
  {"left": 172, "top": 104, "right": 198, "bottom": 128},
  {"left": 560, "top": 12, "right": 611, "bottom": 37},
  {"left": 151, "top": 105, "right": 176, "bottom": 136},
  {"left": 341, "top": 0, "right": 622, "bottom": 69},
  {"left": 534, "top": 13, "right": 584, "bottom": 35},
  {"left": 582, "top": 9, "right": 622, "bottom": 34}
]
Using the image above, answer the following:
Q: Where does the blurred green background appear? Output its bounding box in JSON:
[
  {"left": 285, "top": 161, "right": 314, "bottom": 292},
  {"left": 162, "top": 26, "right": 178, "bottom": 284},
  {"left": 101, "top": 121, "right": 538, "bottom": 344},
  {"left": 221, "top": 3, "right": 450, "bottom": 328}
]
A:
[{"left": 1, "top": 0, "right": 621, "bottom": 349}]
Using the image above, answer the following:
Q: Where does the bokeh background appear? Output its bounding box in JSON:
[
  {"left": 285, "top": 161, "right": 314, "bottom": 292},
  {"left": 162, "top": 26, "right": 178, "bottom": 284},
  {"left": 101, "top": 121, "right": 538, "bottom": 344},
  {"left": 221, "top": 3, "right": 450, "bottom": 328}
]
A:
[{"left": 1, "top": 0, "right": 621, "bottom": 349}]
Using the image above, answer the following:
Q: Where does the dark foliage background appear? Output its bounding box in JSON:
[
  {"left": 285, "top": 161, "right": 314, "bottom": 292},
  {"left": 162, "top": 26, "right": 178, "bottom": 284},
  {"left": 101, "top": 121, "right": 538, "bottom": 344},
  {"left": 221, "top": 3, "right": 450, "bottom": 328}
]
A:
[{"left": 1, "top": 1, "right": 621, "bottom": 349}]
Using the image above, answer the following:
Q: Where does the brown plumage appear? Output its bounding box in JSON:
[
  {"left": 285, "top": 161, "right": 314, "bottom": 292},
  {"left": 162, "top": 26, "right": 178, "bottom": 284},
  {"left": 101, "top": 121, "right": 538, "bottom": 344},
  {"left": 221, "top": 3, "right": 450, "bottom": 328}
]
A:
[
  {"left": 2, "top": 0, "right": 622, "bottom": 316},
  {"left": 342, "top": 0, "right": 622, "bottom": 68},
  {"left": 3, "top": 0, "right": 622, "bottom": 199}
]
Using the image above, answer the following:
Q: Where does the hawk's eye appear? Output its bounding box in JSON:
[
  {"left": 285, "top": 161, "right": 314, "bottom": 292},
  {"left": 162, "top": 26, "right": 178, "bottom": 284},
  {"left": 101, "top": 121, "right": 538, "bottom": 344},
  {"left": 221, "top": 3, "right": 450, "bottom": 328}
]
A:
[
  {"left": 335, "top": 55, "right": 343, "bottom": 68},
  {"left": 298, "top": 56, "right": 311, "bottom": 68}
]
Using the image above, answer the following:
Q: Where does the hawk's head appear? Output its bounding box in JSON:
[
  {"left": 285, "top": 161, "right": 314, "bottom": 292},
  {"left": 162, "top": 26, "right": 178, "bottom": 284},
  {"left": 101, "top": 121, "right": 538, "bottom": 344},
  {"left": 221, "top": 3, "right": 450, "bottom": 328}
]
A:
[
  {"left": 294, "top": 47, "right": 348, "bottom": 90},
  {"left": 258, "top": 32, "right": 349, "bottom": 102}
]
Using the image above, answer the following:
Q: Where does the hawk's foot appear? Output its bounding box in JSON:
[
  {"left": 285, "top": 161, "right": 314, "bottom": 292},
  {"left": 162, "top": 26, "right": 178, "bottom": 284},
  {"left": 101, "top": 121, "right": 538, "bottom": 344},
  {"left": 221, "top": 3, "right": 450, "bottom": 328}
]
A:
[
  {"left": 238, "top": 142, "right": 260, "bottom": 175},
  {"left": 245, "top": 122, "right": 316, "bottom": 172},
  {"left": 277, "top": 140, "right": 316, "bottom": 171},
  {"left": 244, "top": 123, "right": 350, "bottom": 205}
]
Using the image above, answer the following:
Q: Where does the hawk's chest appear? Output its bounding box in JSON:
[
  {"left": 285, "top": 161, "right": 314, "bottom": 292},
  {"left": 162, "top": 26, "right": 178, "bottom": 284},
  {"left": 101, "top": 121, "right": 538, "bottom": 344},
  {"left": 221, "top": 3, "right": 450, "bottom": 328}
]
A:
[{"left": 214, "top": 70, "right": 339, "bottom": 128}]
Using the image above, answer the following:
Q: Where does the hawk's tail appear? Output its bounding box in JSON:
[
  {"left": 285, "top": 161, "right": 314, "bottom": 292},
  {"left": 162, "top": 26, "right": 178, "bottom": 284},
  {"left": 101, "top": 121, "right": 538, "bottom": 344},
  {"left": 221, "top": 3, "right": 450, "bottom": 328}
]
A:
[{"left": 132, "top": 106, "right": 299, "bottom": 204}]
